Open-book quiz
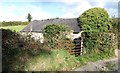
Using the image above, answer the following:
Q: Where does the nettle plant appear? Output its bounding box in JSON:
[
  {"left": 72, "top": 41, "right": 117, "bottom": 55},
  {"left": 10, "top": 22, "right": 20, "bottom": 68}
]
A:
[{"left": 78, "top": 8, "right": 114, "bottom": 53}]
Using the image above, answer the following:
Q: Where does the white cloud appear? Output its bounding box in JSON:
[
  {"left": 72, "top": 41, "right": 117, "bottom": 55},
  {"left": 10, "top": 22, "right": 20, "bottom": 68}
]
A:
[
  {"left": 60, "top": 1, "right": 117, "bottom": 18},
  {"left": 60, "top": 1, "right": 92, "bottom": 18},
  {"left": 0, "top": 1, "right": 118, "bottom": 21},
  {"left": 0, "top": 4, "right": 52, "bottom": 21}
]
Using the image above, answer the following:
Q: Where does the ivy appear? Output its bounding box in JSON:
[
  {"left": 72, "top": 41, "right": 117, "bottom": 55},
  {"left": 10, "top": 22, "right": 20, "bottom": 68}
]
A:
[
  {"left": 43, "top": 24, "right": 69, "bottom": 48},
  {"left": 79, "top": 7, "right": 112, "bottom": 33},
  {"left": 78, "top": 7, "right": 115, "bottom": 53}
]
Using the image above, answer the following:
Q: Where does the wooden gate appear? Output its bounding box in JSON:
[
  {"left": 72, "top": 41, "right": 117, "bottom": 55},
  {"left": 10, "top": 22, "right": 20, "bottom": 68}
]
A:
[{"left": 72, "top": 37, "right": 83, "bottom": 56}]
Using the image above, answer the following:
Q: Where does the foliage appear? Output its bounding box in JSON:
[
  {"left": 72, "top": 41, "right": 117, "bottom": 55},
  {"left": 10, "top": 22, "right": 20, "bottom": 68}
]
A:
[
  {"left": 27, "top": 13, "right": 32, "bottom": 22},
  {"left": 1, "top": 29, "right": 115, "bottom": 71},
  {"left": 77, "top": 50, "right": 115, "bottom": 66},
  {"left": 79, "top": 7, "right": 112, "bottom": 33},
  {"left": 43, "top": 24, "right": 75, "bottom": 55},
  {"left": 111, "top": 16, "right": 120, "bottom": 30},
  {"left": 78, "top": 7, "right": 115, "bottom": 53},
  {"left": 43, "top": 24, "right": 68, "bottom": 38},
  {"left": 9, "top": 49, "right": 115, "bottom": 71},
  {"left": 84, "top": 32, "right": 117, "bottom": 53},
  {"left": 1, "top": 21, "right": 29, "bottom": 27},
  {"left": 43, "top": 24, "right": 70, "bottom": 49},
  {"left": 55, "top": 38, "right": 75, "bottom": 54},
  {"left": 2, "top": 29, "right": 43, "bottom": 70},
  {"left": 110, "top": 17, "right": 119, "bottom": 50}
]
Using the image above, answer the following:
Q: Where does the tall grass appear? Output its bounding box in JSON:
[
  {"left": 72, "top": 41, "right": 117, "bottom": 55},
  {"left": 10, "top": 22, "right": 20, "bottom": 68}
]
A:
[{"left": 10, "top": 49, "right": 115, "bottom": 71}]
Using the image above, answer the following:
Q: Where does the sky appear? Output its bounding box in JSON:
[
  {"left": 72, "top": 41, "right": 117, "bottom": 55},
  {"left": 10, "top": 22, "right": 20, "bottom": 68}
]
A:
[{"left": 0, "top": 0, "right": 119, "bottom": 21}]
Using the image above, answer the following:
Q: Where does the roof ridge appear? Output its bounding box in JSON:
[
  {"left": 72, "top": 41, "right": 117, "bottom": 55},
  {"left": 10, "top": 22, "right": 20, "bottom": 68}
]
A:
[{"left": 33, "top": 18, "right": 77, "bottom": 21}]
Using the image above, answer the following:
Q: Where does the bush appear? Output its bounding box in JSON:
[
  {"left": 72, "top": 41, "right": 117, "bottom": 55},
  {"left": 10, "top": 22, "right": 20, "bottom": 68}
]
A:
[
  {"left": 2, "top": 29, "right": 42, "bottom": 56},
  {"left": 43, "top": 24, "right": 68, "bottom": 38},
  {"left": 79, "top": 7, "right": 112, "bottom": 33},
  {"left": 43, "top": 24, "right": 75, "bottom": 55},
  {"left": 84, "top": 32, "right": 117, "bottom": 53},
  {"left": 43, "top": 24, "right": 70, "bottom": 49},
  {"left": 2, "top": 29, "right": 43, "bottom": 70},
  {"left": 78, "top": 7, "right": 115, "bottom": 53}
]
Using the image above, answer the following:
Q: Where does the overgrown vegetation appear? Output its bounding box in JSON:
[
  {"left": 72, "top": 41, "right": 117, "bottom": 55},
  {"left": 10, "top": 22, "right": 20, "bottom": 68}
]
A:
[
  {"left": 43, "top": 24, "right": 73, "bottom": 49},
  {"left": 111, "top": 17, "right": 120, "bottom": 50},
  {"left": 2, "top": 28, "right": 75, "bottom": 71},
  {"left": 1, "top": 28, "right": 115, "bottom": 71},
  {"left": 84, "top": 32, "right": 117, "bottom": 53},
  {"left": 78, "top": 7, "right": 117, "bottom": 53},
  {"left": 2, "top": 29, "right": 44, "bottom": 70},
  {"left": 23, "top": 49, "right": 115, "bottom": 71},
  {"left": 79, "top": 7, "right": 112, "bottom": 33}
]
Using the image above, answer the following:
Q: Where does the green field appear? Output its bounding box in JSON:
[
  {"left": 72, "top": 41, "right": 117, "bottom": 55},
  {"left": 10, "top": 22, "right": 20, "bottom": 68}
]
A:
[{"left": 0, "top": 25, "right": 26, "bottom": 32}]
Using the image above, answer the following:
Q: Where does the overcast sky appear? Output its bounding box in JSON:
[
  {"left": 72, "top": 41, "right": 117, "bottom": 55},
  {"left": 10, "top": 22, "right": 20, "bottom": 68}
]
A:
[{"left": 0, "top": 0, "right": 119, "bottom": 21}]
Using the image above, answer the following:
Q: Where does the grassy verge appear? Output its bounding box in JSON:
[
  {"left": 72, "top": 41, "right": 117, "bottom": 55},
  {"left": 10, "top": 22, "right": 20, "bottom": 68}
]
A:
[
  {"left": 0, "top": 25, "right": 26, "bottom": 32},
  {"left": 11, "top": 49, "right": 115, "bottom": 71}
]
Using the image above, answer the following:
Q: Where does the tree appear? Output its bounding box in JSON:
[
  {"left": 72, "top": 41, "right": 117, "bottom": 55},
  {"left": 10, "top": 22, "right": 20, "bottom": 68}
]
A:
[{"left": 27, "top": 13, "right": 32, "bottom": 22}]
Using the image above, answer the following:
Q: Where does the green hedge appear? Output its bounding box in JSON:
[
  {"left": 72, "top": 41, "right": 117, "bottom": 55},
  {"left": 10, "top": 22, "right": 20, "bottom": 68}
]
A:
[
  {"left": 84, "top": 32, "right": 117, "bottom": 53},
  {"left": 1, "top": 21, "right": 29, "bottom": 26}
]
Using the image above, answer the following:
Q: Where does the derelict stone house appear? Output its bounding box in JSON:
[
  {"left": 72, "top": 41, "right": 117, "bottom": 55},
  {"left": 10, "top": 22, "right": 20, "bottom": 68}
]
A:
[
  {"left": 21, "top": 18, "right": 83, "bottom": 40},
  {"left": 21, "top": 18, "right": 84, "bottom": 55}
]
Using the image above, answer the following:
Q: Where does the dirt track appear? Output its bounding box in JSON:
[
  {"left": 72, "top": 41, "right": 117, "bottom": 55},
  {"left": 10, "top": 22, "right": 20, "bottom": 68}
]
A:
[{"left": 75, "top": 50, "right": 120, "bottom": 72}]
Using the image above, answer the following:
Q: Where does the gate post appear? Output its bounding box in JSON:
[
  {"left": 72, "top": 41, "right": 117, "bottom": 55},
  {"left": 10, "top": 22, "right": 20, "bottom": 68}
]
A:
[{"left": 80, "top": 37, "right": 83, "bottom": 55}]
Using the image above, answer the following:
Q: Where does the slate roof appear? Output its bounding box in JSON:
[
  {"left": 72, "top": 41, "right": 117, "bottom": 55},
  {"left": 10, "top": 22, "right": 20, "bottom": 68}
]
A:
[{"left": 21, "top": 18, "right": 81, "bottom": 32}]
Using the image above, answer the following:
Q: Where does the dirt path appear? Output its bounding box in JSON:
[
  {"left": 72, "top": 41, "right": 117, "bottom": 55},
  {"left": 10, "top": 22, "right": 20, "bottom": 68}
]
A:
[{"left": 75, "top": 50, "right": 120, "bottom": 72}]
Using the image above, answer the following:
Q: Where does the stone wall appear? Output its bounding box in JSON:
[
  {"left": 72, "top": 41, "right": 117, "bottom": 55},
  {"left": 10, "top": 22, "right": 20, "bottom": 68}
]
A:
[
  {"left": 20, "top": 32, "right": 44, "bottom": 43},
  {"left": 20, "top": 31, "right": 83, "bottom": 43}
]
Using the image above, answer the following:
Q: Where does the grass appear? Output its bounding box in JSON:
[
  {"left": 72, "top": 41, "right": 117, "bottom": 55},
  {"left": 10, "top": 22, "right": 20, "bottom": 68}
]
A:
[
  {"left": 10, "top": 49, "right": 115, "bottom": 71},
  {"left": 12, "top": 49, "right": 79, "bottom": 71},
  {"left": 0, "top": 25, "right": 26, "bottom": 32}
]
